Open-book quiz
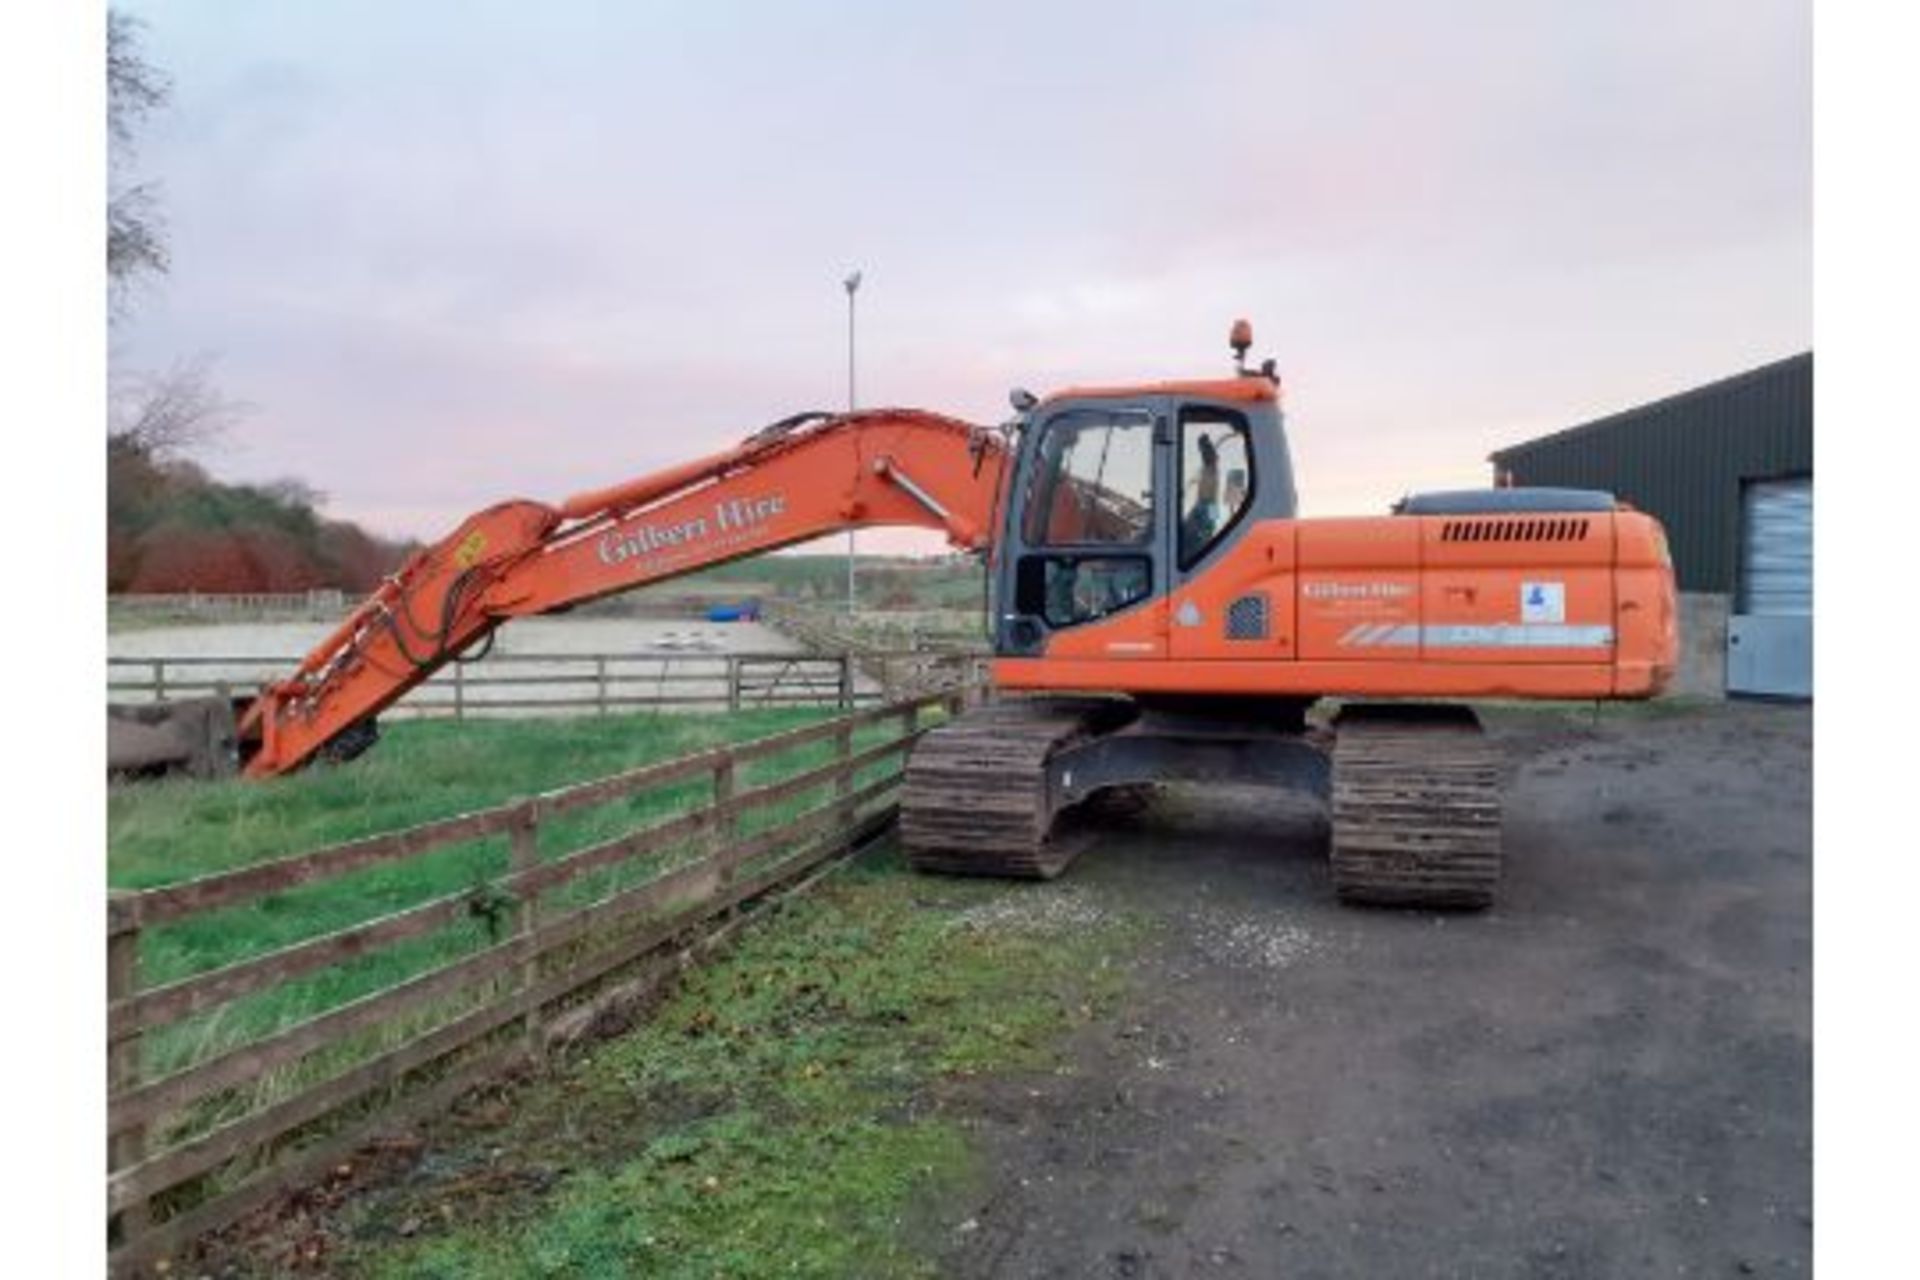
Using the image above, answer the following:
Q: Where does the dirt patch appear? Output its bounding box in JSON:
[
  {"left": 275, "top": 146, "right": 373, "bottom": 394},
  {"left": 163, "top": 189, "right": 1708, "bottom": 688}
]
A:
[{"left": 924, "top": 701, "right": 1811, "bottom": 1279}]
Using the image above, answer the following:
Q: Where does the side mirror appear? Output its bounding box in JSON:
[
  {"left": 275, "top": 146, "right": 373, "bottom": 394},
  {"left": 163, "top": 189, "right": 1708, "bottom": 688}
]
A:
[{"left": 1009, "top": 387, "right": 1038, "bottom": 413}]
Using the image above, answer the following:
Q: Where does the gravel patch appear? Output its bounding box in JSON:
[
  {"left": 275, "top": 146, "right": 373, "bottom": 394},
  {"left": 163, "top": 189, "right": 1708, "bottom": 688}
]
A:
[
  {"left": 1185, "top": 906, "right": 1319, "bottom": 971},
  {"left": 949, "top": 885, "right": 1110, "bottom": 935}
]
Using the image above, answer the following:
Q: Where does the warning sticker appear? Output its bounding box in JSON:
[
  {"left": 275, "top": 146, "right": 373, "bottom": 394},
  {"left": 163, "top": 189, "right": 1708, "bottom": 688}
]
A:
[{"left": 1521, "top": 582, "right": 1566, "bottom": 624}]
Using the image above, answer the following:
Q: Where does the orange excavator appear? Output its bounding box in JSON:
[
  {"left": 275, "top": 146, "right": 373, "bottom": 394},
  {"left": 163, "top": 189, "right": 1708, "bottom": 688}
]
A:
[{"left": 233, "top": 322, "right": 1676, "bottom": 907}]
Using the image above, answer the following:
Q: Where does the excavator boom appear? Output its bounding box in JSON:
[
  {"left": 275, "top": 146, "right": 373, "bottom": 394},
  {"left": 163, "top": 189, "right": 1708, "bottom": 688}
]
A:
[{"left": 239, "top": 408, "right": 1007, "bottom": 776}]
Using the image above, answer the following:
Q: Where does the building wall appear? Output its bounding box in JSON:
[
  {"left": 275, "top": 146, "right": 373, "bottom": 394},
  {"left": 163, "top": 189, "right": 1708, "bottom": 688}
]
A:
[{"left": 1490, "top": 354, "right": 1811, "bottom": 595}]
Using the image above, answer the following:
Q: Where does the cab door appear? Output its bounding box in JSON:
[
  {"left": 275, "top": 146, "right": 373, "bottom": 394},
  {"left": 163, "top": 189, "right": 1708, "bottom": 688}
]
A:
[
  {"left": 1166, "top": 401, "right": 1296, "bottom": 662},
  {"left": 995, "top": 400, "right": 1171, "bottom": 660}
]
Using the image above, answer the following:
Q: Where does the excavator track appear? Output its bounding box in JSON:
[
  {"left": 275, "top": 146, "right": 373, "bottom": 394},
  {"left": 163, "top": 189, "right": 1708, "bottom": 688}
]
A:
[
  {"left": 1329, "top": 703, "right": 1503, "bottom": 909},
  {"left": 900, "top": 697, "right": 1118, "bottom": 879}
]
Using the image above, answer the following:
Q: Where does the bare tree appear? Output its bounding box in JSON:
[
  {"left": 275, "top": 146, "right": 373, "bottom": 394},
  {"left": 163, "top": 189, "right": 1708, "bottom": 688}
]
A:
[
  {"left": 105, "top": 14, "right": 244, "bottom": 461},
  {"left": 110, "top": 356, "right": 249, "bottom": 459},
  {"left": 104, "top": 2, "right": 266, "bottom": 578},
  {"left": 108, "top": 9, "right": 170, "bottom": 310}
]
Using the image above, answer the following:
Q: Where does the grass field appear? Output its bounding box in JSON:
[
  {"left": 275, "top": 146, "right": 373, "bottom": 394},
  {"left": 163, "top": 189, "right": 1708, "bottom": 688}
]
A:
[
  {"left": 109, "top": 710, "right": 832, "bottom": 890},
  {"left": 275, "top": 849, "right": 1139, "bottom": 1280},
  {"left": 110, "top": 708, "right": 861, "bottom": 1121},
  {"left": 603, "top": 555, "right": 985, "bottom": 612}
]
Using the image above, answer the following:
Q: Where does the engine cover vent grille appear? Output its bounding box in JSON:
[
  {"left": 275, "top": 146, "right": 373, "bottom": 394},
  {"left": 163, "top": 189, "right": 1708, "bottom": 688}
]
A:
[
  {"left": 1225, "top": 593, "right": 1270, "bottom": 640},
  {"left": 1440, "top": 517, "right": 1592, "bottom": 543}
]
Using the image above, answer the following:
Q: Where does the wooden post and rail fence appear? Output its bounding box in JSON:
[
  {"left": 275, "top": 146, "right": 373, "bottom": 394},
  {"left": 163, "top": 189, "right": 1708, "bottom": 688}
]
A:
[
  {"left": 762, "top": 600, "right": 988, "bottom": 666},
  {"left": 107, "top": 588, "right": 775, "bottom": 625},
  {"left": 108, "top": 648, "right": 987, "bottom": 718},
  {"left": 106, "top": 685, "right": 980, "bottom": 1275}
]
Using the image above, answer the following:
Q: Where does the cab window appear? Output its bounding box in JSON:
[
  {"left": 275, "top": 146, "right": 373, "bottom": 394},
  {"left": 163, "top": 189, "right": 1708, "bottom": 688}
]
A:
[
  {"left": 1014, "top": 407, "right": 1155, "bottom": 628},
  {"left": 1022, "top": 409, "right": 1155, "bottom": 546},
  {"left": 1017, "top": 555, "right": 1152, "bottom": 627},
  {"left": 1178, "top": 407, "right": 1253, "bottom": 568}
]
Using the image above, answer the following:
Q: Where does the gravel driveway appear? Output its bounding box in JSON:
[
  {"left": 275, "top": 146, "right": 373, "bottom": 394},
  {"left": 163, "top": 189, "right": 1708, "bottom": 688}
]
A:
[{"left": 929, "top": 700, "right": 1812, "bottom": 1279}]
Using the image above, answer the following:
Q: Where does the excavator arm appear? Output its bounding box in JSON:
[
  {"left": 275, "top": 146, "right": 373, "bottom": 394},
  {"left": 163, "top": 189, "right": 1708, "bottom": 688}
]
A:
[{"left": 240, "top": 408, "right": 1009, "bottom": 777}]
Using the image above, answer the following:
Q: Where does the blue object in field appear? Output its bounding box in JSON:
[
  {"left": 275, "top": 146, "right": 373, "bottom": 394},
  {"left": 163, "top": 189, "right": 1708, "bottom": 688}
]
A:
[{"left": 706, "top": 601, "right": 762, "bottom": 623}]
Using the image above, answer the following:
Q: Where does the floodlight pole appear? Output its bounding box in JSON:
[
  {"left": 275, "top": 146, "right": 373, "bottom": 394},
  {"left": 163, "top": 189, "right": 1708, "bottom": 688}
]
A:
[{"left": 844, "top": 270, "right": 862, "bottom": 616}]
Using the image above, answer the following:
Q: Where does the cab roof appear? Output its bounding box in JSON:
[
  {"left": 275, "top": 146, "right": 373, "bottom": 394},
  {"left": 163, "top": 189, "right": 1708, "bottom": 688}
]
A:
[{"left": 1040, "top": 376, "right": 1279, "bottom": 408}]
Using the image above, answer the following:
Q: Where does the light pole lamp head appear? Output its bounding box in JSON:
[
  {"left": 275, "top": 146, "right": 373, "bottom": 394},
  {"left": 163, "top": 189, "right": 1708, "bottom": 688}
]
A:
[{"left": 845, "top": 270, "right": 863, "bottom": 295}]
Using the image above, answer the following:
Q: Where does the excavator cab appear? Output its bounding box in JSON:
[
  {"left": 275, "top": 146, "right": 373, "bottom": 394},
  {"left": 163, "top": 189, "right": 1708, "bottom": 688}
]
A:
[{"left": 993, "top": 371, "right": 1296, "bottom": 662}]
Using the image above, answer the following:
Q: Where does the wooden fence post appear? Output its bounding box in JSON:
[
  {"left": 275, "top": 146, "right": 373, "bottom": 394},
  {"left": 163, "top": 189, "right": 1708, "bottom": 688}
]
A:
[
  {"left": 453, "top": 662, "right": 466, "bottom": 720},
  {"left": 150, "top": 659, "right": 165, "bottom": 703},
  {"left": 896, "top": 701, "right": 921, "bottom": 783},
  {"left": 711, "top": 756, "right": 738, "bottom": 881},
  {"left": 508, "top": 804, "right": 541, "bottom": 1052},
  {"left": 837, "top": 654, "right": 854, "bottom": 710},
  {"left": 834, "top": 717, "right": 856, "bottom": 836},
  {"left": 596, "top": 656, "right": 610, "bottom": 716},
  {"left": 726, "top": 657, "right": 742, "bottom": 713},
  {"left": 108, "top": 893, "right": 148, "bottom": 1246}
]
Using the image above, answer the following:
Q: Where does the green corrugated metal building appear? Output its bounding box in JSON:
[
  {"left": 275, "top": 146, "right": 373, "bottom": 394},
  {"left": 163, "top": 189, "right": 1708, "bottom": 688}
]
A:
[{"left": 1489, "top": 354, "right": 1811, "bottom": 594}]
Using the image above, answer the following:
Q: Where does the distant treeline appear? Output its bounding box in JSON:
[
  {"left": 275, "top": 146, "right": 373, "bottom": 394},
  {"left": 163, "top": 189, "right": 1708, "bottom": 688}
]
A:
[{"left": 107, "top": 435, "right": 415, "bottom": 594}]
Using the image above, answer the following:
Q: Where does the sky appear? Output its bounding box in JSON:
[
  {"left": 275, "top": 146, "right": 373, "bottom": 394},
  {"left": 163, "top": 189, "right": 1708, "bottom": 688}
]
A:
[{"left": 112, "top": 0, "right": 1811, "bottom": 550}]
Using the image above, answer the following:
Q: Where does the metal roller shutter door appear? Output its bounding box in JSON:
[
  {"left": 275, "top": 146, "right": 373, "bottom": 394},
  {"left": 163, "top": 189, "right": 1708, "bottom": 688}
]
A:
[{"left": 1728, "top": 476, "right": 1812, "bottom": 696}]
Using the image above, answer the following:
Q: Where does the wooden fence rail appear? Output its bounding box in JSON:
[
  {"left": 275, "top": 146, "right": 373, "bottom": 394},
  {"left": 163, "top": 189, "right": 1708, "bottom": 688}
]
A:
[
  {"left": 109, "top": 648, "right": 987, "bottom": 719},
  {"left": 107, "top": 650, "right": 876, "bottom": 716},
  {"left": 760, "top": 601, "right": 990, "bottom": 695},
  {"left": 105, "top": 686, "right": 974, "bottom": 1276},
  {"left": 108, "top": 589, "right": 769, "bottom": 623}
]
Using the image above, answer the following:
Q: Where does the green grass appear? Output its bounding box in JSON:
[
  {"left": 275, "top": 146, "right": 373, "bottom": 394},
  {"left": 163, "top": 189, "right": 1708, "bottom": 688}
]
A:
[
  {"left": 662, "top": 555, "right": 984, "bottom": 611},
  {"left": 326, "top": 851, "right": 1137, "bottom": 1280},
  {"left": 109, "top": 709, "right": 848, "bottom": 1122},
  {"left": 111, "top": 710, "right": 834, "bottom": 891}
]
